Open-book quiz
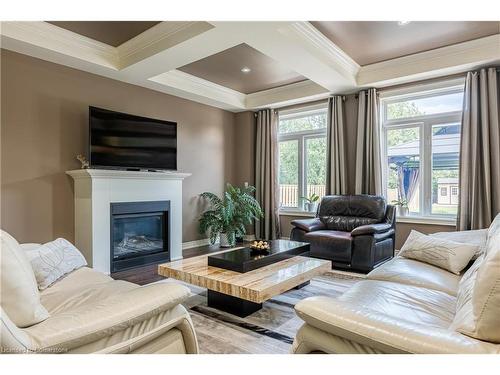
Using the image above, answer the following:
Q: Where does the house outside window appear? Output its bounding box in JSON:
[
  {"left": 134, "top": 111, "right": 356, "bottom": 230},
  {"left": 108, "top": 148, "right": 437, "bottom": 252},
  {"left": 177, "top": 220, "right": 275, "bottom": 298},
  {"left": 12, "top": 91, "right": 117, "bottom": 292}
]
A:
[
  {"left": 278, "top": 104, "right": 328, "bottom": 211},
  {"left": 380, "top": 79, "right": 464, "bottom": 219}
]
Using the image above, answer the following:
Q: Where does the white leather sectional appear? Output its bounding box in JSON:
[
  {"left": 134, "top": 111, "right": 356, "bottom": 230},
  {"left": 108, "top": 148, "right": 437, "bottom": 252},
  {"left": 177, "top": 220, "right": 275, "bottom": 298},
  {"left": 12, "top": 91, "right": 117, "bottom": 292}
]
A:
[
  {"left": 1, "top": 233, "right": 198, "bottom": 354},
  {"left": 292, "top": 218, "right": 500, "bottom": 354}
]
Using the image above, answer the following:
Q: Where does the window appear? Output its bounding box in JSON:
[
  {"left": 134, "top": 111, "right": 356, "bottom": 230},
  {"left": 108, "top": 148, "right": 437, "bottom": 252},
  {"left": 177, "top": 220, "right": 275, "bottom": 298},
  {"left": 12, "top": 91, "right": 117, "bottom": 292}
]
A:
[
  {"left": 278, "top": 104, "right": 327, "bottom": 210},
  {"left": 381, "top": 81, "right": 464, "bottom": 219}
]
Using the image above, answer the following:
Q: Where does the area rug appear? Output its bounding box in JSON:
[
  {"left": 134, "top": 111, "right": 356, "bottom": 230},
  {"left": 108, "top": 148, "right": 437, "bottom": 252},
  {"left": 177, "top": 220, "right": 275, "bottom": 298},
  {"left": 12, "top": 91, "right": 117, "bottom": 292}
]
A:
[{"left": 158, "top": 271, "right": 362, "bottom": 354}]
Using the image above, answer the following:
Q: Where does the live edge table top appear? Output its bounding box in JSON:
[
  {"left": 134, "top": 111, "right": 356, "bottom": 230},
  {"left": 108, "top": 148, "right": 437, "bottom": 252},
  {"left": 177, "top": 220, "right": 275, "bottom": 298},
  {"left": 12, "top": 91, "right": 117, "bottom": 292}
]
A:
[{"left": 158, "top": 247, "right": 331, "bottom": 304}]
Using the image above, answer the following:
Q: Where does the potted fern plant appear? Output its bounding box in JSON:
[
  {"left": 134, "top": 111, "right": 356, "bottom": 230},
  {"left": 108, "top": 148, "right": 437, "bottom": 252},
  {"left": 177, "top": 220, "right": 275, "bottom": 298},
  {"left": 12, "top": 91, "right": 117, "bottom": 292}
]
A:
[{"left": 198, "top": 184, "right": 263, "bottom": 247}]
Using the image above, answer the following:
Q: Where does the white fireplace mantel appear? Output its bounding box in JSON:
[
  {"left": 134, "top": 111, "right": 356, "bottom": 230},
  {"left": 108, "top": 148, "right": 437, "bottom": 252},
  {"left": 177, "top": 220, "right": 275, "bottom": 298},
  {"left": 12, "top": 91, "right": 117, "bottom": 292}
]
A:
[{"left": 66, "top": 169, "right": 191, "bottom": 274}]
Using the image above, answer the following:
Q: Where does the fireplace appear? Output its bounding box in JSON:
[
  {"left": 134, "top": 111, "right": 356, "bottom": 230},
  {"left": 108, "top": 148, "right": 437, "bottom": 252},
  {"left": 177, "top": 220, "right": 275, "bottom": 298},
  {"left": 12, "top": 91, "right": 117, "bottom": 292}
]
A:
[{"left": 110, "top": 201, "right": 170, "bottom": 272}]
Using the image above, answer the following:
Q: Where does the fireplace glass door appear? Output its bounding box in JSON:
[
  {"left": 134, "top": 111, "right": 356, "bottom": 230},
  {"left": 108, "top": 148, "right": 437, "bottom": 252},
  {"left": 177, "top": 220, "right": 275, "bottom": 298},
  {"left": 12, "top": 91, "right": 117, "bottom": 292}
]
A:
[{"left": 112, "top": 213, "right": 165, "bottom": 260}]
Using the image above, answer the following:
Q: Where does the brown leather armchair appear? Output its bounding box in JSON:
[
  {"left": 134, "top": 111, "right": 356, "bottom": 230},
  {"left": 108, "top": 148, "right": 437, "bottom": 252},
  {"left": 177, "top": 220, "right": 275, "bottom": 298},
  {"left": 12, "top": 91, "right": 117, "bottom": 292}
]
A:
[{"left": 290, "top": 195, "right": 395, "bottom": 273}]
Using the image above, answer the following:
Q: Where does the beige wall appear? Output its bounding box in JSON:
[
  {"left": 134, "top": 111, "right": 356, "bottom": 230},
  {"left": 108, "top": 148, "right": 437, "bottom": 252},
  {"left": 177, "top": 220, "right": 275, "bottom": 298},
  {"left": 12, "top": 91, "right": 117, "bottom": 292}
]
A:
[
  {"left": 233, "top": 111, "right": 255, "bottom": 187},
  {"left": 1, "top": 50, "right": 235, "bottom": 243},
  {"left": 232, "top": 111, "right": 256, "bottom": 235},
  {"left": 395, "top": 222, "right": 455, "bottom": 249}
]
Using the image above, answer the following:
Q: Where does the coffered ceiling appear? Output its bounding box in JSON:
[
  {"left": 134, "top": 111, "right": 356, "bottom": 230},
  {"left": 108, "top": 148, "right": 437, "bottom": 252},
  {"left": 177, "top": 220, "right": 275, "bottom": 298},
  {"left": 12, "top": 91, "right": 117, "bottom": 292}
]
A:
[
  {"left": 47, "top": 21, "right": 160, "bottom": 47},
  {"left": 1, "top": 21, "right": 499, "bottom": 112},
  {"left": 311, "top": 21, "right": 500, "bottom": 65},
  {"left": 178, "top": 43, "right": 306, "bottom": 94}
]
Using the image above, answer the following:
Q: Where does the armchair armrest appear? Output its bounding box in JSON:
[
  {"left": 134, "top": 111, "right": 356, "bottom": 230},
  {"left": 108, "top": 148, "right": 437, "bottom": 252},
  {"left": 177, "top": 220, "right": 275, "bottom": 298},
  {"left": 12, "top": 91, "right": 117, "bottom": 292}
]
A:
[
  {"left": 25, "top": 283, "right": 191, "bottom": 352},
  {"left": 290, "top": 218, "right": 325, "bottom": 232},
  {"left": 351, "top": 223, "right": 392, "bottom": 236},
  {"left": 294, "top": 296, "right": 499, "bottom": 354}
]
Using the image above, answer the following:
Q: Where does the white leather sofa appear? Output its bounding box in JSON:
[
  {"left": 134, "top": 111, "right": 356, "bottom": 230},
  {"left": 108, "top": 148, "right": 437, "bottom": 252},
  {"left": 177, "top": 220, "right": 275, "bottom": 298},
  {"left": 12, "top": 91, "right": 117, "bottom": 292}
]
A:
[
  {"left": 292, "top": 216, "right": 500, "bottom": 354},
  {"left": 1, "top": 233, "right": 198, "bottom": 354}
]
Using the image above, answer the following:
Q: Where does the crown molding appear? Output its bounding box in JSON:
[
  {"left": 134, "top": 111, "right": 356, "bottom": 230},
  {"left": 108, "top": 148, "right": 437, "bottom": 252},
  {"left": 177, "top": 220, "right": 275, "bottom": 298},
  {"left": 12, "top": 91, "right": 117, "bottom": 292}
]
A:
[
  {"left": 357, "top": 34, "right": 500, "bottom": 87},
  {"left": 117, "top": 21, "right": 214, "bottom": 69},
  {"left": 149, "top": 70, "right": 246, "bottom": 110},
  {"left": 288, "top": 22, "right": 360, "bottom": 78},
  {"left": 245, "top": 80, "right": 328, "bottom": 109},
  {"left": 1, "top": 21, "right": 119, "bottom": 69}
]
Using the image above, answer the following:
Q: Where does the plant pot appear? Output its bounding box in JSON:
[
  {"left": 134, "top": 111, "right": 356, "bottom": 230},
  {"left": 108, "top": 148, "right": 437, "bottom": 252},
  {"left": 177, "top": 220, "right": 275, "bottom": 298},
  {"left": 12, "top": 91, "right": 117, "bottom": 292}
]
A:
[
  {"left": 397, "top": 206, "right": 409, "bottom": 217},
  {"left": 308, "top": 202, "right": 318, "bottom": 213},
  {"left": 219, "top": 232, "right": 235, "bottom": 248}
]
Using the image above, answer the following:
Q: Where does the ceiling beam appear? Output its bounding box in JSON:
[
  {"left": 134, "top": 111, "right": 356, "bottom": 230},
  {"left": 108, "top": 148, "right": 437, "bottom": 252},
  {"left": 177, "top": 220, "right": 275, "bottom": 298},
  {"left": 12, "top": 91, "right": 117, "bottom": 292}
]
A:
[
  {"left": 117, "top": 21, "right": 214, "bottom": 70},
  {"left": 149, "top": 70, "right": 246, "bottom": 111},
  {"left": 357, "top": 34, "right": 500, "bottom": 87},
  {"left": 246, "top": 80, "right": 328, "bottom": 110},
  {"left": 211, "top": 21, "right": 359, "bottom": 92}
]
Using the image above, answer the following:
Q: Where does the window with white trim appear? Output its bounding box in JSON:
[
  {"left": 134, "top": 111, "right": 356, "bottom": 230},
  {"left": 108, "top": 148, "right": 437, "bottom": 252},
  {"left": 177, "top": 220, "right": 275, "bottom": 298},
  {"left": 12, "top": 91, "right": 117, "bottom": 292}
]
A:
[
  {"left": 278, "top": 104, "right": 327, "bottom": 210},
  {"left": 381, "top": 81, "right": 464, "bottom": 219}
]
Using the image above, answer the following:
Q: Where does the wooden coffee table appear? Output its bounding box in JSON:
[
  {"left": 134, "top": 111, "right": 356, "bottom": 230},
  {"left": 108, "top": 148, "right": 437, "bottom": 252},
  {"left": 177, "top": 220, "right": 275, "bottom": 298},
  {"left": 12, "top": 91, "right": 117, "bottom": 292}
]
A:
[{"left": 158, "top": 240, "right": 331, "bottom": 317}]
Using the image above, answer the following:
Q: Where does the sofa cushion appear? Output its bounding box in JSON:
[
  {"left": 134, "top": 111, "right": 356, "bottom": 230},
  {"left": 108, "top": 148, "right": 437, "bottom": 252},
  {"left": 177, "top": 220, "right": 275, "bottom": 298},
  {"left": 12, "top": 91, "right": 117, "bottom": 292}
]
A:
[
  {"left": 25, "top": 238, "right": 88, "bottom": 290},
  {"left": 40, "top": 267, "right": 136, "bottom": 315},
  {"left": 304, "top": 230, "right": 352, "bottom": 262},
  {"left": 453, "top": 224, "right": 500, "bottom": 343},
  {"left": 0, "top": 230, "right": 50, "bottom": 327},
  {"left": 26, "top": 283, "right": 192, "bottom": 352},
  {"left": 336, "top": 280, "right": 456, "bottom": 328},
  {"left": 294, "top": 290, "right": 498, "bottom": 354},
  {"left": 399, "top": 230, "right": 478, "bottom": 275},
  {"left": 367, "top": 257, "right": 461, "bottom": 296},
  {"left": 450, "top": 254, "right": 483, "bottom": 333},
  {"left": 430, "top": 229, "right": 488, "bottom": 259}
]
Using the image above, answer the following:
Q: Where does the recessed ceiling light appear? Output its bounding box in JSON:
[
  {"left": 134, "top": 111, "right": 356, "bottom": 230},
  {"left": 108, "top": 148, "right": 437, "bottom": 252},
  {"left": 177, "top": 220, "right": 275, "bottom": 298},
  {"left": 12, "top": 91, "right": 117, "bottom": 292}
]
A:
[
  {"left": 397, "top": 21, "right": 411, "bottom": 26},
  {"left": 241, "top": 66, "right": 251, "bottom": 73}
]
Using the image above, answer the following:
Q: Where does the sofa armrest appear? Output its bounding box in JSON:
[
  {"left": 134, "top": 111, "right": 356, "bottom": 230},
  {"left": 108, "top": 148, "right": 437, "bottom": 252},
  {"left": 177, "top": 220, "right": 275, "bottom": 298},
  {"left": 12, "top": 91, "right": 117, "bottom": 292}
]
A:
[
  {"left": 294, "top": 296, "right": 499, "bottom": 354},
  {"left": 351, "top": 223, "right": 392, "bottom": 236},
  {"left": 290, "top": 218, "right": 325, "bottom": 232},
  {"left": 25, "top": 283, "right": 191, "bottom": 352}
]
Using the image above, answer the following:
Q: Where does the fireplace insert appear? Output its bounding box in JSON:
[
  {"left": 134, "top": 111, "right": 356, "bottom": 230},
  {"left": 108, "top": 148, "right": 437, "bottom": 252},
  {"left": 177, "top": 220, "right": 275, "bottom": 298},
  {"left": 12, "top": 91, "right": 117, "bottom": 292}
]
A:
[{"left": 110, "top": 201, "right": 170, "bottom": 272}]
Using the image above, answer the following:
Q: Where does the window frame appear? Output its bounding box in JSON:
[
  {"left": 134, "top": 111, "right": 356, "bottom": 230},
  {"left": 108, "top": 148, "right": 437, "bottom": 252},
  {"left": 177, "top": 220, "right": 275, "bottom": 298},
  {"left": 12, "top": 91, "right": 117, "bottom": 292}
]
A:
[
  {"left": 380, "top": 80, "right": 464, "bottom": 220},
  {"left": 278, "top": 104, "right": 328, "bottom": 212}
]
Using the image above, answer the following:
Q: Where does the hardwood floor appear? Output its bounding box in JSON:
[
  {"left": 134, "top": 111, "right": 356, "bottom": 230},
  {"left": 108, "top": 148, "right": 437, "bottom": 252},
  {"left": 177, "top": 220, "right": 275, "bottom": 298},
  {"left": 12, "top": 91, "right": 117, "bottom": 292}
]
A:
[{"left": 111, "top": 243, "right": 242, "bottom": 285}]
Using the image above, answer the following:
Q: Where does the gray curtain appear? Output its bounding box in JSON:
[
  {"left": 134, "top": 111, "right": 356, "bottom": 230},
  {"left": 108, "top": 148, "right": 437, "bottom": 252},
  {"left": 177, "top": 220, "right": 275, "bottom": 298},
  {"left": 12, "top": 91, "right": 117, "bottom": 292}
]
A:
[
  {"left": 326, "top": 96, "right": 348, "bottom": 195},
  {"left": 458, "top": 67, "right": 500, "bottom": 230},
  {"left": 355, "top": 88, "right": 382, "bottom": 195},
  {"left": 255, "top": 109, "right": 281, "bottom": 239}
]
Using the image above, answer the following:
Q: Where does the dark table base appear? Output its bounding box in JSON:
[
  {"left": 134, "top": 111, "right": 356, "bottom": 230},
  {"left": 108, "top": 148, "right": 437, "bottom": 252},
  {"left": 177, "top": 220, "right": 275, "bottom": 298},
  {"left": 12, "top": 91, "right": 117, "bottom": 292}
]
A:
[{"left": 207, "top": 281, "right": 311, "bottom": 318}]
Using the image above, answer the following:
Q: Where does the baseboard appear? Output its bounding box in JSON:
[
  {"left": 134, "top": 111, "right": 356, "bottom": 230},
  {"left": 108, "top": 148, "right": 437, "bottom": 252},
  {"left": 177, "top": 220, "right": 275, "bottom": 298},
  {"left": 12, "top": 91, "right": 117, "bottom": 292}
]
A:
[
  {"left": 280, "top": 236, "right": 290, "bottom": 240},
  {"left": 182, "top": 234, "right": 255, "bottom": 250},
  {"left": 182, "top": 238, "right": 215, "bottom": 250}
]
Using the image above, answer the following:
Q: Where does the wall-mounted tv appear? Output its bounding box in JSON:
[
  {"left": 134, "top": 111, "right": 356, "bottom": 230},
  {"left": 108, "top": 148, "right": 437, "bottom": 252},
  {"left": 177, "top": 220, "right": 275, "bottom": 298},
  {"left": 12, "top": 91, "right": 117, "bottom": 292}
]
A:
[{"left": 89, "top": 106, "right": 177, "bottom": 171}]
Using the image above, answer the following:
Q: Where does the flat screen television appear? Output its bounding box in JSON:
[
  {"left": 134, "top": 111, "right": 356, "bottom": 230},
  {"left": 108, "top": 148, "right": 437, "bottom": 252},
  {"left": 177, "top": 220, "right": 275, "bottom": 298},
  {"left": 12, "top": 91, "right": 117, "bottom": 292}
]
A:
[{"left": 89, "top": 106, "right": 177, "bottom": 171}]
